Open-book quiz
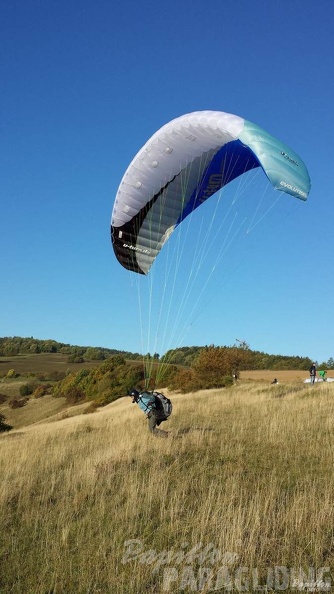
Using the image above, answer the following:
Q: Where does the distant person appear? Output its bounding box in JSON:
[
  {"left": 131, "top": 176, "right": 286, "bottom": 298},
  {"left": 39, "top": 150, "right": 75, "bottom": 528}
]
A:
[
  {"left": 318, "top": 370, "right": 327, "bottom": 381},
  {"left": 309, "top": 363, "right": 317, "bottom": 384},
  {"left": 127, "top": 389, "right": 169, "bottom": 437}
]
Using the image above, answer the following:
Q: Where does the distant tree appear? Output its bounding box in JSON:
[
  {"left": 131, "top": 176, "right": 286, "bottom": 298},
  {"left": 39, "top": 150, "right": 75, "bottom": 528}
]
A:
[
  {"left": 29, "top": 343, "right": 41, "bottom": 353},
  {"left": 84, "top": 347, "right": 105, "bottom": 361},
  {"left": 168, "top": 367, "right": 197, "bottom": 393},
  {"left": 42, "top": 340, "right": 58, "bottom": 353},
  {"left": 191, "top": 346, "right": 250, "bottom": 389},
  {"left": 59, "top": 346, "right": 72, "bottom": 354},
  {"left": 67, "top": 354, "right": 84, "bottom": 363},
  {"left": 3, "top": 343, "right": 19, "bottom": 356},
  {"left": 168, "top": 350, "right": 186, "bottom": 365},
  {"left": 194, "top": 347, "right": 230, "bottom": 387},
  {"left": 184, "top": 354, "right": 196, "bottom": 367}
]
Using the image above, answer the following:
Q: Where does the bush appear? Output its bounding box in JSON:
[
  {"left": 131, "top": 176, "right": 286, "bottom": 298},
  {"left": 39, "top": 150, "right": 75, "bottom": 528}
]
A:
[
  {"left": 222, "top": 375, "right": 234, "bottom": 388},
  {"left": 0, "top": 393, "right": 8, "bottom": 404},
  {"left": 192, "top": 347, "right": 243, "bottom": 389},
  {"left": 84, "top": 348, "right": 105, "bottom": 361},
  {"left": 65, "top": 386, "right": 86, "bottom": 404},
  {"left": 47, "top": 371, "right": 66, "bottom": 382},
  {"left": 168, "top": 367, "right": 198, "bottom": 393},
  {"left": 0, "top": 413, "right": 12, "bottom": 432},
  {"left": 35, "top": 372, "right": 47, "bottom": 381},
  {"left": 19, "top": 382, "right": 37, "bottom": 397},
  {"left": 32, "top": 384, "right": 51, "bottom": 398},
  {"left": 6, "top": 369, "right": 17, "bottom": 378},
  {"left": 52, "top": 356, "right": 144, "bottom": 407},
  {"left": 9, "top": 398, "right": 28, "bottom": 409},
  {"left": 67, "top": 354, "right": 84, "bottom": 363},
  {"left": 167, "top": 348, "right": 239, "bottom": 392}
]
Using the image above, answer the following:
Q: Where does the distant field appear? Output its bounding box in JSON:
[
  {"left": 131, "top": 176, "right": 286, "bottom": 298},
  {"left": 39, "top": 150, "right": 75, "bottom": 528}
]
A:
[
  {"left": 0, "top": 353, "right": 326, "bottom": 385},
  {"left": 0, "top": 353, "right": 111, "bottom": 376},
  {"left": 240, "top": 369, "right": 321, "bottom": 382}
]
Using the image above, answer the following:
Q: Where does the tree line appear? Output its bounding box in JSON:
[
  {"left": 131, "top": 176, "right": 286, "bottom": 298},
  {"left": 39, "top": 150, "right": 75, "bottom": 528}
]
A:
[
  {"left": 0, "top": 336, "right": 143, "bottom": 361},
  {"left": 161, "top": 345, "right": 320, "bottom": 370},
  {"left": 1, "top": 336, "right": 333, "bottom": 371}
]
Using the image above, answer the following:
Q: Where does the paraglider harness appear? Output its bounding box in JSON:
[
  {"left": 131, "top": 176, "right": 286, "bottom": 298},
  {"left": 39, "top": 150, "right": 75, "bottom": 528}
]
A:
[
  {"left": 152, "top": 391, "right": 172, "bottom": 423},
  {"left": 132, "top": 390, "right": 172, "bottom": 424}
]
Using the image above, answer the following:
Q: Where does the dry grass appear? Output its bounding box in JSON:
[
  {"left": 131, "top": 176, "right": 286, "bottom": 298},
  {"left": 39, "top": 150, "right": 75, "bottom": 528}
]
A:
[
  {"left": 1, "top": 382, "right": 334, "bottom": 593},
  {"left": 0, "top": 395, "right": 94, "bottom": 430}
]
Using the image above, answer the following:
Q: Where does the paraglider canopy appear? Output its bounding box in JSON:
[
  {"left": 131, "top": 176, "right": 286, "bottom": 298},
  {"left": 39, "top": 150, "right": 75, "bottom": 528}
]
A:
[{"left": 111, "top": 110, "right": 311, "bottom": 275}]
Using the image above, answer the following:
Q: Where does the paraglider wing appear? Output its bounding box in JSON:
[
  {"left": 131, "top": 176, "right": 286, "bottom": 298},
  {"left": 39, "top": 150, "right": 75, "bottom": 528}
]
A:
[{"left": 111, "top": 111, "right": 311, "bottom": 275}]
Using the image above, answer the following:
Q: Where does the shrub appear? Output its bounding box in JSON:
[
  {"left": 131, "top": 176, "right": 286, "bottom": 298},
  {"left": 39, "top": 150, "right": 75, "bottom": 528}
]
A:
[
  {"left": 83, "top": 402, "right": 99, "bottom": 414},
  {"left": 99, "top": 356, "right": 126, "bottom": 372},
  {"left": 222, "top": 375, "right": 234, "bottom": 388},
  {"left": 67, "top": 354, "right": 84, "bottom": 363},
  {"left": 168, "top": 367, "right": 197, "bottom": 393},
  {"left": 9, "top": 398, "right": 28, "bottom": 409},
  {"left": 47, "top": 371, "right": 66, "bottom": 382},
  {"left": 19, "top": 382, "right": 37, "bottom": 397},
  {"left": 6, "top": 369, "right": 17, "bottom": 378},
  {"left": 65, "top": 386, "right": 86, "bottom": 404},
  {"left": 35, "top": 372, "right": 47, "bottom": 381},
  {"left": 32, "top": 384, "right": 51, "bottom": 398},
  {"left": 84, "top": 347, "right": 105, "bottom": 361},
  {"left": 0, "top": 413, "right": 12, "bottom": 432},
  {"left": 52, "top": 357, "right": 144, "bottom": 407},
  {"left": 0, "top": 393, "right": 8, "bottom": 404},
  {"left": 193, "top": 346, "right": 243, "bottom": 389}
]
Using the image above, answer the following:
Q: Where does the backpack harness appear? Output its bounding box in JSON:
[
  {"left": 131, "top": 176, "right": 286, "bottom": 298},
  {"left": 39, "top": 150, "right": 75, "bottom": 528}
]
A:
[{"left": 138, "top": 391, "right": 172, "bottom": 422}]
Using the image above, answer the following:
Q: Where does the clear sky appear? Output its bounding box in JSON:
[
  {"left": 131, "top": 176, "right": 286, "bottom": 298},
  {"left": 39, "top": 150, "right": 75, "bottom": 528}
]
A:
[{"left": 1, "top": 0, "right": 333, "bottom": 364}]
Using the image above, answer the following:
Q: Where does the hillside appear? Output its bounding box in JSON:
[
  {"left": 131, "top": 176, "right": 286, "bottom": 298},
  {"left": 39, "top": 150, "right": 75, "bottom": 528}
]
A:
[
  {"left": 0, "top": 351, "right": 317, "bottom": 384},
  {"left": 0, "top": 357, "right": 321, "bottom": 433},
  {"left": 0, "top": 352, "right": 111, "bottom": 377},
  {"left": 0, "top": 352, "right": 329, "bottom": 432},
  {"left": 1, "top": 381, "right": 334, "bottom": 593}
]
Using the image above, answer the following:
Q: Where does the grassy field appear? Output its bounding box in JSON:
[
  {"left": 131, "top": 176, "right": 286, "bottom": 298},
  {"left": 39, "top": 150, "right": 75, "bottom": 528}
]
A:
[
  {"left": 239, "top": 369, "right": 323, "bottom": 382},
  {"left": 0, "top": 353, "right": 103, "bottom": 377},
  {"left": 1, "top": 380, "right": 334, "bottom": 593}
]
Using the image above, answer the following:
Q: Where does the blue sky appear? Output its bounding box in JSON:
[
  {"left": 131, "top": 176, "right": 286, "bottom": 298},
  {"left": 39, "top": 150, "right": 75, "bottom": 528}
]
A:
[{"left": 1, "top": 0, "right": 333, "bottom": 364}]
